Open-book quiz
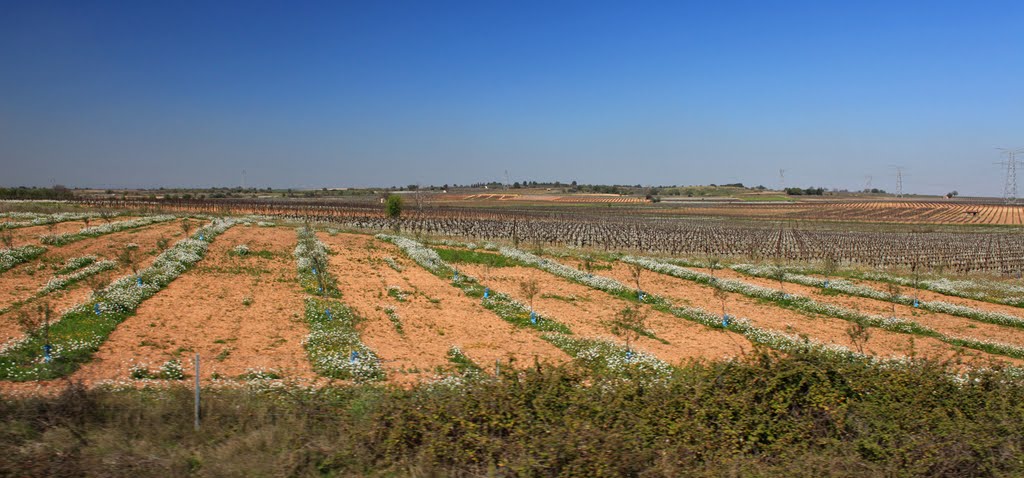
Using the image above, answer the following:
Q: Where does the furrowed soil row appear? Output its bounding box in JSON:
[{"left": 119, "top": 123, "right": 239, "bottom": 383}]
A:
[
  {"left": 696, "top": 267, "right": 1024, "bottom": 350},
  {"left": 321, "top": 233, "right": 569, "bottom": 379},
  {"left": 0, "top": 221, "right": 187, "bottom": 310},
  {"left": 69, "top": 224, "right": 316, "bottom": 385},
  {"left": 808, "top": 273, "right": 1024, "bottom": 318},
  {"left": 585, "top": 259, "right": 1018, "bottom": 365},
  {"left": 452, "top": 261, "right": 753, "bottom": 365}
]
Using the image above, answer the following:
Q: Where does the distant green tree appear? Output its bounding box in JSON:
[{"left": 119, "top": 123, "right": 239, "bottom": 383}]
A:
[{"left": 385, "top": 195, "right": 403, "bottom": 219}]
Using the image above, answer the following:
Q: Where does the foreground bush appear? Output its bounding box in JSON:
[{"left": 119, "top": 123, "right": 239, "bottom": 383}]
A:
[{"left": 1, "top": 351, "right": 1023, "bottom": 477}]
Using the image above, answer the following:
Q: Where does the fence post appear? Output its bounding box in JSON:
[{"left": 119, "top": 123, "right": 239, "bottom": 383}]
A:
[{"left": 194, "top": 353, "right": 201, "bottom": 431}]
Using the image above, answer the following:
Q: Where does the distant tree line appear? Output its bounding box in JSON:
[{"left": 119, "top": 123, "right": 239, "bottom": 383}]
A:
[
  {"left": 0, "top": 186, "right": 75, "bottom": 200},
  {"left": 785, "top": 187, "right": 826, "bottom": 196}
]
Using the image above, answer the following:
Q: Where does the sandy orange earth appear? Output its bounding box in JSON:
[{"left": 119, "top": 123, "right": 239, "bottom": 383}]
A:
[
  {"left": 0, "top": 222, "right": 188, "bottom": 343},
  {"left": 66, "top": 224, "right": 317, "bottom": 385},
  {"left": 685, "top": 266, "right": 1024, "bottom": 349},
  {"left": 320, "top": 233, "right": 569, "bottom": 384},
  {"left": 561, "top": 258, "right": 1020, "bottom": 366},
  {"left": 804, "top": 272, "right": 1024, "bottom": 320},
  {"left": 6, "top": 220, "right": 92, "bottom": 247},
  {"left": 452, "top": 262, "right": 753, "bottom": 365},
  {"left": 4, "top": 217, "right": 149, "bottom": 247}
]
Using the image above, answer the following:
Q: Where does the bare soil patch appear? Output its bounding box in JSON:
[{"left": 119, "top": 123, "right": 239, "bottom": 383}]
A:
[
  {"left": 69, "top": 224, "right": 316, "bottom": 385},
  {"left": 320, "top": 233, "right": 569, "bottom": 383},
  {"left": 593, "top": 261, "right": 1018, "bottom": 366},
  {"left": 455, "top": 262, "right": 752, "bottom": 365},
  {"left": 695, "top": 267, "right": 1024, "bottom": 349}
]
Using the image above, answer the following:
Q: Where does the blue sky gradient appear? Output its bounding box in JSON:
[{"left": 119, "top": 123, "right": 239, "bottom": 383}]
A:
[{"left": 1, "top": 1, "right": 1022, "bottom": 195}]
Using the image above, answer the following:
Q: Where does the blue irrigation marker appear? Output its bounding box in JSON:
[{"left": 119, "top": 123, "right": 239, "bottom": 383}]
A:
[
  {"left": 136, "top": 277, "right": 143, "bottom": 287},
  {"left": 530, "top": 310, "right": 537, "bottom": 324},
  {"left": 325, "top": 308, "right": 333, "bottom": 321},
  {"left": 199, "top": 234, "right": 205, "bottom": 241},
  {"left": 453, "top": 271, "right": 459, "bottom": 281},
  {"left": 638, "top": 290, "right": 645, "bottom": 300},
  {"left": 94, "top": 303, "right": 101, "bottom": 316},
  {"left": 43, "top": 344, "right": 52, "bottom": 363},
  {"left": 312, "top": 267, "right": 317, "bottom": 275},
  {"left": 349, "top": 350, "right": 359, "bottom": 363},
  {"left": 913, "top": 299, "right": 919, "bottom": 308},
  {"left": 483, "top": 287, "right": 489, "bottom": 299},
  {"left": 625, "top": 349, "right": 633, "bottom": 362},
  {"left": 722, "top": 314, "right": 731, "bottom": 327},
  {"left": 823, "top": 280, "right": 830, "bottom": 288}
]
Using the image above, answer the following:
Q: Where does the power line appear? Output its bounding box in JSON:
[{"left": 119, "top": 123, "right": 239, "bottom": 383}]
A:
[
  {"left": 891, "top": 166, "right": 905, "bottom": 198},
  {"left": 996, "top": 148, "right": 1024, "bottom": 204}
]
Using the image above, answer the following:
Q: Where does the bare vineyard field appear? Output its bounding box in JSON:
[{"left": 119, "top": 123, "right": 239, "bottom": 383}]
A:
[
  {"left": 3, "top": 209, "right": 1024, "bottom": 396},
  {"left": 81, "top": 198, "right": 1024, "bottom": 274}
]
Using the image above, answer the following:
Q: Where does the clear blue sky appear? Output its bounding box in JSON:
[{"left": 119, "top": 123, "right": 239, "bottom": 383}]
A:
[{"left": 1, "top": 1, "right": 1022, "bottom": 196}]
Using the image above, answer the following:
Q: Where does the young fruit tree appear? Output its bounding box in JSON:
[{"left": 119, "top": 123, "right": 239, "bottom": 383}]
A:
[
  {"left": 821, "top": 254, "right": 837, "bottom": 289},
  {"left": 519, "top": 277, "right": 540, "bottom": 314},
  {"left": 628, "top": 262, "right": 644, "bottom": 297},
  {"left": 611, "top": 305, "right": 647, "bottom": 356},
  {"left": 16, "top": 302, "right": 52, "bottom": 353},
  {"left": 713, "top": 285, "right": 728, "bottom": 320},
  {"left": 117, "top": 244, "right": 140, "bottom": 277},
  {"left": 886, "top": 282, "right": 901, "bottom": 317},
  {"left": 845, "top": 321, "right": 872, "bottom": 355}
]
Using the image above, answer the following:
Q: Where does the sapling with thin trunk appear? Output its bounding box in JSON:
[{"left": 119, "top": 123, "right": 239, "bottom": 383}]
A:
[
  {"left": 0, "top": 231, "right": 12, "bottom": 248},
  {"left": 910, "top": 258, "right": 921, "bottom": 306},
  {"left": 118, "top": 244, "right": 140, "bottom": 277},
  {"left": 16, "top": 302, "right": 52, "bottom": 348},
  {"left": 628, "top": 262, "right": 644, "bottom": 297},
  {"left": 821, "top": 254, "right": 837, "bottom": 289},
  {"left": 886, "top": 282, "right": 901, "bottom": 317},
  {"left": 707, "top": 255, "right": 721, "bottom": 280},
  {"left": 845, "top": 321, "right": 871, "bottom": 355},
  {"left": 85, "top": 274, "right": 109, "bottom": 300},
  {"left": 770, "top": 263, "right": 786, "bottom": 295},
  {"left": 611, "top": 305, "right": 647, "bottom": 355},
  {"left": 713, "top": 285, "right": 728, "bottom": 320},
  {"left": 181, "top": 218, "right": 193, "bottom": 237},
  {"left": 519, "top": 277, "right": 540, "bottom": 313}
]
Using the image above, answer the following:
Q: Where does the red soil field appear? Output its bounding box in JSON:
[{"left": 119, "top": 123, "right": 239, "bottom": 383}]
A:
[
  {"left": 321, "top": 233, "right": 570, "bottom": 383},
  {"left": 69, "top": 224, "right": 317, "bottom": 385}
]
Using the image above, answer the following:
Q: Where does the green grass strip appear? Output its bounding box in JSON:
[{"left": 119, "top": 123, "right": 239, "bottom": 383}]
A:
[{"left": 0, "top": 219, "right": 236, "bottom": 381}]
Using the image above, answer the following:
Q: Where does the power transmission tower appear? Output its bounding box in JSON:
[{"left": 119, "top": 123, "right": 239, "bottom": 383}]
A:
[
  {"left": 504, "top": 170, "right": 511, "bottom": 190},
  {"left": 996, "top": 148, "right": 1024, "bottom": 204},
  {"left": 892, "top": 167, "right": 905, "bottom": 198},
  {"left": 864, "top": 175, "right": 873, "bottom": 192},
  {"left": 242, "top": 169, "right": 247, "bottom": 190},
  {"left": 778, "top": 169, "right": 786, "bottom": 192}
]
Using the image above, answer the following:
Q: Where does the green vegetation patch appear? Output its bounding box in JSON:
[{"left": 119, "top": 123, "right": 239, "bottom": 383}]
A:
[{"left": 435, "top": 247, "right": 528, "bottom": 268}]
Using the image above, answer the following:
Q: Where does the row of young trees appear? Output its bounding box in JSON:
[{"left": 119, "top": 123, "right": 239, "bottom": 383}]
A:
[{"left": 80, "top": 198, "right": 1024, "bottom": 274}]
